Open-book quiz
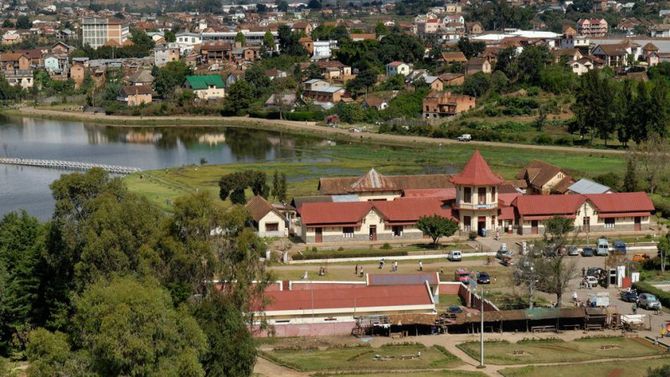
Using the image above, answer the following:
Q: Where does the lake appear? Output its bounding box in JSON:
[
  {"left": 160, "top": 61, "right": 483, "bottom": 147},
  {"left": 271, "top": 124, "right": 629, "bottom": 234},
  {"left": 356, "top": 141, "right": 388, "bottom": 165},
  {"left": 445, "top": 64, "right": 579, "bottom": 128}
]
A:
[{"left": 0, "top": 116, "right": 327, "bottom": 219}]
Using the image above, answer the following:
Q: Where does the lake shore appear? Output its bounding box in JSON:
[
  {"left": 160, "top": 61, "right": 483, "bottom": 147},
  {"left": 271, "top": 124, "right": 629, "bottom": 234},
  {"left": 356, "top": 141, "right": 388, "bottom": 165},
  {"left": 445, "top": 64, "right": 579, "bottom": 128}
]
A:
[{"left": 5, "top": 106, "right": 626, "bottom": 155}]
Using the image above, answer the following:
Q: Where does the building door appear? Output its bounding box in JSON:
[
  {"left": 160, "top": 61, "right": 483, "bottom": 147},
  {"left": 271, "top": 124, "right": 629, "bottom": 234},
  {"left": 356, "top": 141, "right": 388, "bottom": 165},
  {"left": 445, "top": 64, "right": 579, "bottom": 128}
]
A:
[
  {"left": 634, "top": 217, "right": 641, "bottom": 231},
  {"left": 583, "top": 217, "right": 590, "bottom": 233},
  {"left": 369, "top": 225, "right": 377, "bottom": 241},
  {"left": 531, "top": 220, "right": 539, "bottom": 235},
  {"left": 315, "top": 227, "right": 323, "bottom": 243},
  {"left": 477, "top": 216, "right": 486, "bottom": 236}
]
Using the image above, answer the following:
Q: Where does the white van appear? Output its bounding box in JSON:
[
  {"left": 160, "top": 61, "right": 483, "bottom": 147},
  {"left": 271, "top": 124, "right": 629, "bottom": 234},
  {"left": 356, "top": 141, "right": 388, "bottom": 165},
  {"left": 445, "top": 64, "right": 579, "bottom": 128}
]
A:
[
  {"left": 596, "top": 238, "right": 609, "bottom": 256},
  {"left": 447, "top": 250, "right": 462, "bottom": 262}
]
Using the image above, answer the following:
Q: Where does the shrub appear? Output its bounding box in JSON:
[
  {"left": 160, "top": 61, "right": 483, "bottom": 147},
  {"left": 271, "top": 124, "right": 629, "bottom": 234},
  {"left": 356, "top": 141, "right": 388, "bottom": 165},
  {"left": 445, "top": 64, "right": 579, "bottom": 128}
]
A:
[
  {"left": 468, "top": 231, "right": 477, "bottom": 240},
  {"left": 381, "top": 243, "right": 392, "bottom": 250},
  {"left": 534, "top": 134, "right": 553, "bottom": 145},
  {"left": 292, "top": 249, "right": 408, "bottom": 260}
]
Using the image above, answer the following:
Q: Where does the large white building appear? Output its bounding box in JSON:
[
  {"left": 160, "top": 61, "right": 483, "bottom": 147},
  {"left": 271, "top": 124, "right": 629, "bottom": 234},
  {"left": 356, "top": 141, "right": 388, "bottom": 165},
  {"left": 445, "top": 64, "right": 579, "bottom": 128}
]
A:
[{"left": 81, "top": 17, "right": 129, "bottom": 49}]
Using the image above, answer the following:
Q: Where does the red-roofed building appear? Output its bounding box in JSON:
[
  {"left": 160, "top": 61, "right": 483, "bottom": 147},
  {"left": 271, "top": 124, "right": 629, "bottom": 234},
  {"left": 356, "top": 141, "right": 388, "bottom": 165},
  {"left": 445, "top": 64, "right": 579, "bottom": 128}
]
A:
[
  {"left": 513, "top": 192, "right": 654, "bottom": 234},
  {"left": 450, "top": 151, "right": 504, "bottom": 235},
  {"left": 299, "top": 198, "right": 454, "bottom": 243},
  {"left": 253, "top": 280, "right": 436, "bottom": 337}
]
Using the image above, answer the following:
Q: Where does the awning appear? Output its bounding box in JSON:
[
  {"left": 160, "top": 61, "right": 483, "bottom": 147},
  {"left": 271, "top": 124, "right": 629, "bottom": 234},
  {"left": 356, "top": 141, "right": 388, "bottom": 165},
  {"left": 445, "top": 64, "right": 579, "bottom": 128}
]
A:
[
  {"left": 523, "top": 215, "right": 576, "bottom": 221},
  {"left": 598, "top": 212, "right": 650, "bottom": 219}
]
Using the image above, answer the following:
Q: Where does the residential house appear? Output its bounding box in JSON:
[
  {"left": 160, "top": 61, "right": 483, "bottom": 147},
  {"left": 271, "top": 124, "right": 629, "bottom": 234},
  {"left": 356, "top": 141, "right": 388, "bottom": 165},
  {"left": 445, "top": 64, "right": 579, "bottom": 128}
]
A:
[
  {"left": 466, "top": 22, "right": 483, "bottom": 35},
  {"left": 154, "top": 43, "right": 181, "bottom": 67},
  {"left": 560, "top": 35, "right": 590, "bottom": 51},
  {"left": 81, "top": 17, "right": 130, "bottom": 49},
  {"left": 422, "top": 91, "right": 476, "bottom": 119},
  {"left": 128, "top": 70, "right": 154, "bottom": 86},
  {"left": 423, "top": 75, "right": 444, "bottom": 91},
  {"left": 441, "top": 51, "right": 467, "bottom": 64},
  {"left": 0, "top": 53, "right": 30, "bottom": 72},
  {"left": 651, "top": 24, "right": 670, "bottom": 38},
  {"left": 175, "top": 32, "right": 202, "bottom": 54},
  {"left": 465, "top": 57, "right": 491, "bottom": 75},
  {"left": 299, "top": 36, "right": 314, "bottom": 55},
  {"left": 70, "top": 63, "right": 86, "bottom": 89},
  {"left": 552, "top": 48, "right": 583, "bottom": 63},
  {"left": 577, "top": 18, "right": 608, "bottom": 37},
  {"left": 246, "top": 195, "right": 287, "bottom": 237},
  {"left": 591, "top": 41, "right": 640, "bottom": 67},
  {"left": 567, "top": 178, "right": 612, "bottom": 195},
  {"left": 51, "top": 42, "right": 76, "bottom": 55},
  {"left": 439, "top": 73, "right": 465, "bottom": 86},
  {"left": 302, "top": 79, "right": 345, "bottom": 105},
  {"left": 2, "top": 31, "right": 21, "bottom": 46},
  {"left": 516, "top": 160, "right": 574, "bottom": 195},
  {"left": 291, "top": 21, "right": 313, "bottom": 36},
  {"left": 568, "top": 57, "right": 596, "bottom": 76},
  {"left": 350, "top": 33, "right": 376, "bottom": 41},
  {"left": 312, "top": 40, "right": 337, "bottom": 60},
  {"left": 362, "top": 96, "right": 388, "bottom": 110},
  {"left": 315, "top": 60, "right": 353, "bottom": 82},
  {"left": 5, "top": 70, "right": 33, "bottom": 89},
  {"left": 184, "top": 74, "right": 226, "bottom": 100},
  {"left": 386, "top": 61, "right": 411, "bottom": 76},
  {"left": 44, "top": 55, "right": 62, "bottom": 73},
  {"left": 264, "top": 91, "right": 298, "bottom": 110},
  {"left": 118, "top": 85, "right": 153, "bottom": 106}
]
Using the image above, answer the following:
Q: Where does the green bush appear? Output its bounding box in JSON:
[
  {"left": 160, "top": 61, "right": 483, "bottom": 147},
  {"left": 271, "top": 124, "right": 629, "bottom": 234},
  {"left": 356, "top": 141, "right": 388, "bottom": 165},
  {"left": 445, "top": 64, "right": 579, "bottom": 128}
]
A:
[
  {"left": 285, "top": 111, "right": 324, "bottom": 121},
  {"left": 534, "top": 134, "right": 553, "bottom": 145},
  {"left": 381, "top": 243, "right": 392, "bottom": 250},
  {"left": 292, "top": 249, "right": 408, "bottom": 260},
  {"left": 633, "top": 281, "right": 670, "bottom": 308},
  {"left": 468, "top": 231, "right": 477, "bottom": 240}
]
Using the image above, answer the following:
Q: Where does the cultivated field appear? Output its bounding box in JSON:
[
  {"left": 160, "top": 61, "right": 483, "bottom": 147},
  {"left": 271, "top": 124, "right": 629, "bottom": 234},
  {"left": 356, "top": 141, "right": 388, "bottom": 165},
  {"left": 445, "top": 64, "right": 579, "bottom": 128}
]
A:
[{"left": 500, "top": 357, "right": 670, "bottom": 377}]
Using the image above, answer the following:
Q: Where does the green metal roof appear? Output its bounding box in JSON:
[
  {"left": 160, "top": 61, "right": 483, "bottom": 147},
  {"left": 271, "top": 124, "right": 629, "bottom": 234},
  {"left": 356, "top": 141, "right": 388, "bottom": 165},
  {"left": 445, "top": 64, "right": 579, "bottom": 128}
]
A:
[{"left": 185, "top": 75, "right": 225, "bottom": 90}]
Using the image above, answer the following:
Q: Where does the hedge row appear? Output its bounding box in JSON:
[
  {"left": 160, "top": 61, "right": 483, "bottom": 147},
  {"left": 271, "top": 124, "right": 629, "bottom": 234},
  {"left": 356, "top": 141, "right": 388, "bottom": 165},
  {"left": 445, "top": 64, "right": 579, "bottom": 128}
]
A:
[
  {"left": 292, "top": 249, "right": 409, "bottom": 260},
  {"left": 633, "top": 281, "right": 670, "bottom": 308}
]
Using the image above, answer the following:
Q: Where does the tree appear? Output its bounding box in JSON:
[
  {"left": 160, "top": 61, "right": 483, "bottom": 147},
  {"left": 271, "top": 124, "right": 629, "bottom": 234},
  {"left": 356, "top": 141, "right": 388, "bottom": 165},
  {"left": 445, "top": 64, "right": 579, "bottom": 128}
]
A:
[
  {"left": 457, "top": 38, "right": 485, "bottom": 59},
  {"left": 2, "top": 19, "right": 14, "bottom": 28},
  {"left": 235, "top": 31, "right": 246, "bottom": 46},
  {"left": 572, "top": 70, "right": 616, "bottom": 142},
  {"left": 495, "top": 47, "right": 518, "bottom": 80},
  {"left": 0, "top": 211, "right": 44, "bottom": 355},
  {"left": 623, "top": 157, "right": 638, "bottom": 192},
  {"left": 73, "top": 276, "right": 206, "bottom": 376},
  {"left": 15, "top": 15, "right": 31, "bottom": 29},
  {"left": 516, "top": 45, "right": 551, "bottom": 86},
  {"left": 222, "top": 80, "right": 254, "bottom": 115},
  {"left": 153, "top": 61, "right": 192, "bottom": 99},
  {"left": 193, "top": 292, "right": 257, "bottom": 377},
  {"left": 218, "top": 170, "right": 269, "bottom": 204},
  {"left": 658, "top": 234, "right": 669, "bottom": 274},
  {"left": 647, "top": 364, "right": 670, "bottom": 377},
  {"left": 25, "top": 328, "right": 88, "bottom": 377},
  {"left": 416, "top": 215, "right": 459, "bottom": 246},
  {"left": 271, "top": 171, "right": 288, "bottom": 202},
  {"left": 375, "top": 22, "right": 388, "bottom": 38},
  {"left": 462, "top": 72, "right": 491, "bottom": 97},
  {"left": 629, "top": 135, "right": 670, "bottom": 195},
  {"left": 277, "top": 0, "right": 289, "bottom": 12},
  {"left": 244, "top": 65, "right": 271, "bottom": 97},
  {"left": 616, "top": 80, "right": 635, "bottom": 146},
  {"left": 347, "top": 68, "right": 377, "bottom": 95},
  {"left": 263, "top": 30, "right": 275, "bottom": 52},
  {"left": 305, "top": 63, "right": 322, "bottom": 80},
  {"left": 164, "top": 30, "right": 176, "bottom": 43},
  {"left": 129, "top": 29, "right": 155, "bottom": 54},
  {"left": 277, "top": 24, "right": 306, "bottom": 56},
  {"left": 378, "top": 32, "right": 424, "bottom": 64},
  {"left": 307, "top": 0, "right": 322, "bottom": 9}
]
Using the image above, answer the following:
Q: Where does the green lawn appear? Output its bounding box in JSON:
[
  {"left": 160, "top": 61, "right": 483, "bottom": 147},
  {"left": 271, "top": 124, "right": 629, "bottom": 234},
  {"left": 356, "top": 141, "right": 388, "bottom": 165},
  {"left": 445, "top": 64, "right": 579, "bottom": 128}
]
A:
[
  {"left": 264, "top": 343, "right": 461, "bottom": 372},
  {"left": 458, "top": 337, "right": 664, "bottom": 365},
  {"left": 334, "top": 371, "right": 488, "bottom": 377},
  {"left": 499, "top": 356, "right": 670, "bottom": 377},
  {"left": 124, "top": 141, "right": 626, "bottom": 211}
]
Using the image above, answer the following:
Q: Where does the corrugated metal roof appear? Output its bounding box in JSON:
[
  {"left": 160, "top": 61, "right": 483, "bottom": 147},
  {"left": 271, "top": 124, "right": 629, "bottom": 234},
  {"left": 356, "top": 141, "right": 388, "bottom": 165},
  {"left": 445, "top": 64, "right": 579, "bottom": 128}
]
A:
[
  {"left": 368, "top": 273, "right": 439, "bottom": 286},
  {"left": 568, "top": 178, "right": 611, "bottom": 194}
]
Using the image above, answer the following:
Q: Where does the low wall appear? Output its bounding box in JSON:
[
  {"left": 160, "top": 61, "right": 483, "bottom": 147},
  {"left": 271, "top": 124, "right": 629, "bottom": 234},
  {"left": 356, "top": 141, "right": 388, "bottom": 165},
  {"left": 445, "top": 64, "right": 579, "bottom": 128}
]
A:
[{"left": 257, "top": 321, "right": 357, "bottom": 337}]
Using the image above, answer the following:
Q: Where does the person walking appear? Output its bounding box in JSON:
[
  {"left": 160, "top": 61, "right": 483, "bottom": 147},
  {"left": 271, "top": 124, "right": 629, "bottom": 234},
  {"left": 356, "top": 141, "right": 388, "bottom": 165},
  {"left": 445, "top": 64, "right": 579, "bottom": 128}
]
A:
[
  {"left": 418, "top": 260, "right": 423, "bottom": 271},
  {"left": 393, "top": 261, "right": 398, "bottom": 272},
  {"left": 355, "top": 264, "right": 359, "bottom": 276}
]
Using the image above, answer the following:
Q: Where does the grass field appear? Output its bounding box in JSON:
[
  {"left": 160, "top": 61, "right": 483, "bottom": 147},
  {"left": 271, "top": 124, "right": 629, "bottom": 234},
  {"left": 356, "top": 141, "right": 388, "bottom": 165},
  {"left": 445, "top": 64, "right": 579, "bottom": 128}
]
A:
[
  {"left": 333, "top": 371, "right": 488, "bottom": 377},
  {"left": 458, "top": 337, "right": 665, "bottom": 365},
  {"left": 499, "top": 356, "right": 670, "bottom": 377},
  {"left": 263, "top": 343, "right": 461, "bottom": 372}
]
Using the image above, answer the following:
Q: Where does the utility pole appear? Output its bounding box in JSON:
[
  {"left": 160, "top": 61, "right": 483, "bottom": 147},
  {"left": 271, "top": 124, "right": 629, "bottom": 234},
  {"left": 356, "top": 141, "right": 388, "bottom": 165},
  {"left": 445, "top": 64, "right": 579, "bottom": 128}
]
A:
[{"left": 478, "top": 287, "right": 485, "bottom": 369}]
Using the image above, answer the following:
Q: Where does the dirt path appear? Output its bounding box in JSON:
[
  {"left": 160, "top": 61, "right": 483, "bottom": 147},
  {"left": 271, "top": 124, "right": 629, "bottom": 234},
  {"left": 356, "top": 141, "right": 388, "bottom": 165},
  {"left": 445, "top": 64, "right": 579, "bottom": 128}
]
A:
[
  {"left": 9, "top": 107, "right": 626, "bottom": 156},
  {"left": 254, "top": 356, "right": 309, "bottom": 377}
]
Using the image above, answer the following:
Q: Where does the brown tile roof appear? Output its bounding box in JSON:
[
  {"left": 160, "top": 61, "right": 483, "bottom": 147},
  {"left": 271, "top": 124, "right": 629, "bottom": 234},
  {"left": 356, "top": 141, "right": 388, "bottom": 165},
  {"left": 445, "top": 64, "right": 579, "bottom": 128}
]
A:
[
  {"left": 450, "top": 150, "right": 504, "bottom": 186},
  {"left": 245, "top": 195, "right": 277, "bottom": 222},
  {"left": 441, "top": 51, "right": 467, "bottom": 62},
  {"left": 121, "top": 85, "right": 153, "bottom": 96},
  {"left": 516, "top": 160, "right": 572, "bottom": 191}
]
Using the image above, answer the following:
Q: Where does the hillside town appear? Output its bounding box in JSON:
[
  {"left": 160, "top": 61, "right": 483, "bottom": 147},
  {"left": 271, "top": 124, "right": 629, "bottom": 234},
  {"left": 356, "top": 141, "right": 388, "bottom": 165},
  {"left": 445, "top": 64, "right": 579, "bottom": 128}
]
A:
[{"left": 3, "top": 1, "right": 670, "bottom": 377}]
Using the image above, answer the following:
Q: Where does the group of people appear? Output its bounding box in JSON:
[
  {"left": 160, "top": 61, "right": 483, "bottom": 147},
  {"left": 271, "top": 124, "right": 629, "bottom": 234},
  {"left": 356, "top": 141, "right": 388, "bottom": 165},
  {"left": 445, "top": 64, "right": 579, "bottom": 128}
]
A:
[
  {"left": 353, "top": 259, "right": 425, "bottom": 275},
  {"left": 375, "top": 258, "right": 399, "bottom": 272}
]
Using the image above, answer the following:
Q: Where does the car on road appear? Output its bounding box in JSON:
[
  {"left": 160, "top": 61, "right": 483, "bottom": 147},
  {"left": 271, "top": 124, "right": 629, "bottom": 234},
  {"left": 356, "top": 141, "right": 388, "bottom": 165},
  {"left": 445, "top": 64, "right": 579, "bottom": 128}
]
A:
[
  {"left": 613, "top": 240, "right": 627, "bottom": 255},
  {"left": 567, "top": 246, "right": 580, "bottom": 256},
  {"left": 457, "top": 134, "right": 472, "bottom": 142},
  {"left": 496, "top": 245, "right": 512, "bottom": 259},
  {"left": 620, "top": 290, "right": 639, "bottom": 303},
  {"left": 638, "top": 293, "right": 662, "bottom": 310},
  {"left": 447, "top": 250, "right": 462, "bottom": 262},
  {"left": 582, "top": 247, "right": 595, "bottom": 257},
  {"left": 477, "top": 272, "right": 491, "bottom": 284}
]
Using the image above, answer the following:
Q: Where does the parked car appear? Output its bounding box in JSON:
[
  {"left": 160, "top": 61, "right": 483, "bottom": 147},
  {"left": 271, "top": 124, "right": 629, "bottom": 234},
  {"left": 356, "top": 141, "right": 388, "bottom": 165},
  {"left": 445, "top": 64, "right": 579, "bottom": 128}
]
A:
[
  {"left": 596, "top": 238, "right": 609, "bottom": 256},
  {"left": 638, "top": 293, "right": 662, "bottom": 310},
  {"left": 613, "top": 240, "right": 627, "bottom": 255},
  {"left": 497, "top": 245, "right": 512, "bottom": 259},
  {"left": 477, "top": 272, "right": 491, "bottom": 284},
  {"left": 447, "top": 250, "right": 462, "bottom": 262},
  {"left": 620, "top": 290, "right": 639, "bottom": 303},
  {"left": 454, "top": 268, "right": 470, "bottom": 283},
  {"left": 632, "top": 253, "right": 650, "bottom": 263},
  {"left": 582, "top": 247, "right": 595, "bottom": 257},
  {"left": 585, "top": 275, "right": 599, "bottom": 288},
  {"left": 457, "top": 134, "right": 472, "bottom": 142},
  {"left": 567, "top": 246, "right": 580, "bottom": 256}
]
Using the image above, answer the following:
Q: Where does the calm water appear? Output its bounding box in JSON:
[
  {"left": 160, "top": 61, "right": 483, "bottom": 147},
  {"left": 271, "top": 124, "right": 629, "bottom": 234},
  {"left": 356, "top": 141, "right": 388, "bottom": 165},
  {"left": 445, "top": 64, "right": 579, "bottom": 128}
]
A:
[{"left": 0, "top": 116, "right": 327, "bottom": 219}]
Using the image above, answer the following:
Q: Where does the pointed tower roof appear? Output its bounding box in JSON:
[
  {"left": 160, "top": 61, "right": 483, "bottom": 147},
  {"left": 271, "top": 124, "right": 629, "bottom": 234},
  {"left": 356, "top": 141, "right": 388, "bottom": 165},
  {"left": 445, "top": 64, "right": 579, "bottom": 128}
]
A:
[
  {"left": 350, "top": 169, "right": 398, "bottom": 192},
  {"left": 450, "top": 151, "right": 504, "bottom": 186}
]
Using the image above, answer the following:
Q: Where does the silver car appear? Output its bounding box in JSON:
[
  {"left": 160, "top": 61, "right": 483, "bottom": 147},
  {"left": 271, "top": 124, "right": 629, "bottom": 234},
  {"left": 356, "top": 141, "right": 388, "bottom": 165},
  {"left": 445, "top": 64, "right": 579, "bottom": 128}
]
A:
[{"left": 638, "top": 293, "right": 662, "bottom": 310}]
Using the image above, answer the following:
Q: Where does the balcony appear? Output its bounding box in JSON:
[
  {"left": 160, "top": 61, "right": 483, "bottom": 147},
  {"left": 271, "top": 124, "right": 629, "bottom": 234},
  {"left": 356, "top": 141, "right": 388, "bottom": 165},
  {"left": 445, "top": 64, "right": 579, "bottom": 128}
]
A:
[{"left": 457, "top": 202, "right": 498, "bottom": 210}]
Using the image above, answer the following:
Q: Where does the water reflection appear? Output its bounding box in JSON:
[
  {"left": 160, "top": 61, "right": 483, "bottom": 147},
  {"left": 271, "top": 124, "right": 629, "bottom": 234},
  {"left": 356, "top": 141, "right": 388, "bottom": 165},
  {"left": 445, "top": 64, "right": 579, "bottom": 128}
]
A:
[{"left": 0, "top": 117, "right": 326, "bottom": 218}]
